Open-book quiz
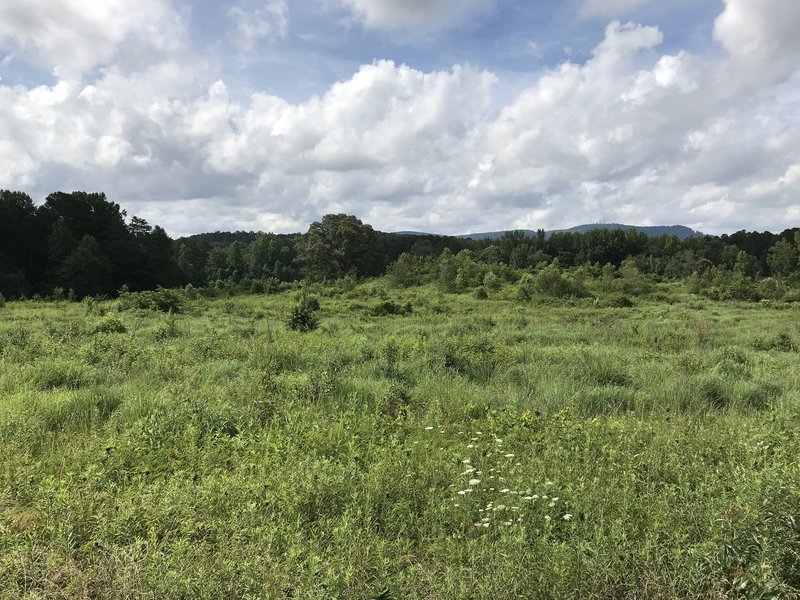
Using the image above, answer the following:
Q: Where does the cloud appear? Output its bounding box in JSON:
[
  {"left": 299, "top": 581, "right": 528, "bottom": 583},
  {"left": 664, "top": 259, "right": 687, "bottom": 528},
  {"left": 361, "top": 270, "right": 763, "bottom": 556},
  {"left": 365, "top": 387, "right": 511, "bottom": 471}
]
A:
[
  {"left": 714, "top": 0, "right": 800, "bottom": 85},
  {"left": 228, "top": 0, "right": 288, "bottom": 56},
  {"left": 335, "top": 0, "right": 494, "bottom": 30},
  {"left": 0, "top": 0, "right": 186, "bottom": 78},
  {"left": 1, "top": 0, "right": 799, "bottom": 236},
  {"left": 580, "top": 0, "right": 651, "bottom": 19}
]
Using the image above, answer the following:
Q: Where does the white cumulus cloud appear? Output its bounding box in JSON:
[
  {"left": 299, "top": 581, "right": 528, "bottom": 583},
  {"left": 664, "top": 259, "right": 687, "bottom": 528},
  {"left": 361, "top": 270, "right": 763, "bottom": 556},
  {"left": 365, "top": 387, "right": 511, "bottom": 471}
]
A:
[
  {"left": 1, "top": 0, "right": 799, "bottom": 236},
  {"left": 0, "top": 0, "right": 186, "bottom": 78}
]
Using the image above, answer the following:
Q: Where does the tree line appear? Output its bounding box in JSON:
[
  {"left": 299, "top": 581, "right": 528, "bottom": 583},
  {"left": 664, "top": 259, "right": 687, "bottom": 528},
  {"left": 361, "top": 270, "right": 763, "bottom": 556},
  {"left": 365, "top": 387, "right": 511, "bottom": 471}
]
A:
[{"left": 1, "top": 189, "right": 799, "bottom": 300}]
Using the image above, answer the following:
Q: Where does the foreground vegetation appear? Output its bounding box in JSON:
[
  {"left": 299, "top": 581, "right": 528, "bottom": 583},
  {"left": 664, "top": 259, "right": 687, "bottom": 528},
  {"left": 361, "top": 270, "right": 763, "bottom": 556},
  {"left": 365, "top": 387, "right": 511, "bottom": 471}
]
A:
[{"left": 2, "top": 278, "right": 800, "bottom": 598}]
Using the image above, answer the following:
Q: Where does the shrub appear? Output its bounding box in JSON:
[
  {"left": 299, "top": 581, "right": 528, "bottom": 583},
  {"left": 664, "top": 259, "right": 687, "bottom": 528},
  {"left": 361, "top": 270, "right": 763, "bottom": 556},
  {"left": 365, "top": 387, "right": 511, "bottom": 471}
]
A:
[
  {"left": 370, "top": 300, "right": 412, "bottom": 317},
  {"left": 516, "top": 274, "right": 535, "bottom": 302},
  {"left": 92, "top": 312, "right": 127, "bottom": 334},
  {"left": 595, "top": 293, "right": 634, "bottom": 308},
  {"left": 483, "top": 270, "right": 501, "bottom": 291},
  {"left": 475, "top": 287, "right": 489, "bottom": 300},
  {"left": 287, "top": 303, "right": 319, "bottom": 332},
  {"left": 0, "top": 292, "right": 5, "bottom": 308},
  {"left": 305, "top": 295, "right": 321, "bottom": 311},
  {"left": 757, "top": 277, "right": 784, "bottom": 301},
  {"left": 535, "top": 263, "right": 586, "bottom": 299},
  {"left": 118, "top": 287, "right": 185, "bottom": 313}
]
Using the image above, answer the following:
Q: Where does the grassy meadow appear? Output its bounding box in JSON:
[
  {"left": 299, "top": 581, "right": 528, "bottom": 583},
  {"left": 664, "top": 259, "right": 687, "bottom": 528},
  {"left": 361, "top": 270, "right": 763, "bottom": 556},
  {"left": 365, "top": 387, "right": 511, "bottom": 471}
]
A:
[{"left": 2, "top": 281, "right": 800, "bottom": 598}]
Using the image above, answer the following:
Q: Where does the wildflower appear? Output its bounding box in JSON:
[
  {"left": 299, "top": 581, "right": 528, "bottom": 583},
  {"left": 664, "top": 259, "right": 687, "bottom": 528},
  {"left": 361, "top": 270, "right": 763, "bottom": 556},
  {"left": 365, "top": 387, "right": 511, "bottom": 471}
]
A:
[
  {"left": 462, "top": 458, "right": 471, "bottom": 464},
  {"left": 468, "top": 479, "right": 481, "bottom": 486},
  {"left": 425, "top": 426, "right": 434, "bottom": 430},
  {"left": 457, "top": 490, "right": 467, "bottom": 496},
  {"left": 563, "top": 514, "right": 573, "bottom": 521},
  {"left": 500, "top": 488, "right": 510, "bottom": 493},
  {"left": 504, "top": 521, "right": 513, "bottom": 526},
  {"left": 476, "top": 431, "right": 483, "bottom": 435},
  {"left": 544, "top": 515, "right": 551, "bottom": 522},
  {"left": 504, "top": 453, "right": 515, "bottom": 458},
  {"left": 482, "top": 523, "right": 490, "bottom": 528},
  {"left": 467, "top": 444, "right": 475, "bottom": 449}
]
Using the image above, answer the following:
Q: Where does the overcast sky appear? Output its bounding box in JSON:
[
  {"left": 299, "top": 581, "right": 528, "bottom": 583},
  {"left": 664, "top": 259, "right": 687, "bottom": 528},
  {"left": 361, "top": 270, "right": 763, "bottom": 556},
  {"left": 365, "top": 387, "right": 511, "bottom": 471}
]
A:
[{"left": 1, "top": 0, "right": 799, "bottom": 236}]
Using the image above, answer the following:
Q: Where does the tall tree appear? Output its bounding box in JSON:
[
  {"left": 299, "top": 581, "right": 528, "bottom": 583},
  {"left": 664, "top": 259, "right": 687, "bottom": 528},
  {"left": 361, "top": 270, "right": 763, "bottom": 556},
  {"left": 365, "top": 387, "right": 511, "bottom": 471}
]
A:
[
  {"left": 766, "top": 238, "right": 798, "bottom": 277},
  {"left": 297, "top": 214, "right": 385, "bottom": 280},
  {"left": 59, "top": 235, "right": 114, "bottom": 298},
  {"left": 0, "top": 190, "right": 44, "bottom": 295}
]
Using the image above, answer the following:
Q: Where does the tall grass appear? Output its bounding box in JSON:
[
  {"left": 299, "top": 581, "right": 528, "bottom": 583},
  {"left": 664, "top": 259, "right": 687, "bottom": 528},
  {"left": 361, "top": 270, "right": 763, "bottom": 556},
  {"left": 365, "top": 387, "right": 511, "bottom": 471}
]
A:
[{"left": 1, "top": 283, "right": 800, "bottom": 598}]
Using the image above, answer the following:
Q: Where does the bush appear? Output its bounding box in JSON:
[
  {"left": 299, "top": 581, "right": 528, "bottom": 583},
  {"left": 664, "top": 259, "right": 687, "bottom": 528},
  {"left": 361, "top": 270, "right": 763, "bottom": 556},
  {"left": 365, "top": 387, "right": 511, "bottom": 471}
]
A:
[
  {"left": 595, "top": 293, "right": 634, "bottom": 308},
  {"left": 474, "top": 287, "right": 489, "bottom": 300},
  {"left": 535, "top": 264, "right": 586, "bottom": 299},
  {"left": 92, "top": 312, "right": 127, "bottom": 334},
  {"left": 483, "top": 270, "right": 501, "bottom": 292},
  {"left": 0, "top": 292, "right": 5, "bottom": 308},
  {"left": 370, "top": 301, "right": 412, "bottom": 317},
  {"left": 516, "top": 274, "right": 535, "bottom": 302},
  {"left": 287, "top": 303, "right": 319, "bottom": 332},
  {"left": 305, "top": 295, "right": 321, "bottom": 311},
  {"left": 119, "top": 287, "right": 185, "bottom": 313}
]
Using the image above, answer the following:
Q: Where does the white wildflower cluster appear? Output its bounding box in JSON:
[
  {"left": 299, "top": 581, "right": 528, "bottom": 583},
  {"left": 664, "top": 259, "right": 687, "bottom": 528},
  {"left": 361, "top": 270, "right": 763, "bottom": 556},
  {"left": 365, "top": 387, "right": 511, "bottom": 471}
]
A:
[
  {"left": 421, "top": 425, "right": 575, "bottom": 532},
  {"left": 444, "top": 429, "right": 575, "bottom": 532}
]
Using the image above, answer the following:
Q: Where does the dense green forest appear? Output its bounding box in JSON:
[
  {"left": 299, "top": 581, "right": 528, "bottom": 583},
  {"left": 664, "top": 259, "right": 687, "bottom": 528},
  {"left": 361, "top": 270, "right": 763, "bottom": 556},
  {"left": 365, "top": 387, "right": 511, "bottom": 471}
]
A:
[{"left": 1, "top": 189, "right": 799, "bottom": 301}]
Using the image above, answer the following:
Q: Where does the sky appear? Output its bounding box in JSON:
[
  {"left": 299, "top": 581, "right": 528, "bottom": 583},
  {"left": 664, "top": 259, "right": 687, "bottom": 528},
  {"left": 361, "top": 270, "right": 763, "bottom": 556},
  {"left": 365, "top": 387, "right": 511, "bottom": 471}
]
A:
[{"left": 1, "top": 0, "right": 799, "bottom": 237}]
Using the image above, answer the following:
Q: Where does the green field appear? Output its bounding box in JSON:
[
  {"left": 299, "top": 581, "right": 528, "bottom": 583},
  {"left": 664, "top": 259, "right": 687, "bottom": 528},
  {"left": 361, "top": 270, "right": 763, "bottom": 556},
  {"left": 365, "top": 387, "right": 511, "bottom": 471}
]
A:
[{"left": 2, "top": 282, "right": 800, "bottom": 599}]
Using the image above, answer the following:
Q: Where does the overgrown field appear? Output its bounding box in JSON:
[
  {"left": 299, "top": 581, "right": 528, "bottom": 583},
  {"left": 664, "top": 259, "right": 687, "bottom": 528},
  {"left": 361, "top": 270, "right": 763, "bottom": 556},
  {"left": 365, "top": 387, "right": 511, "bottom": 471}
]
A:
[{"left": 2, "top": 282, "right": 800, "bottom": 599}]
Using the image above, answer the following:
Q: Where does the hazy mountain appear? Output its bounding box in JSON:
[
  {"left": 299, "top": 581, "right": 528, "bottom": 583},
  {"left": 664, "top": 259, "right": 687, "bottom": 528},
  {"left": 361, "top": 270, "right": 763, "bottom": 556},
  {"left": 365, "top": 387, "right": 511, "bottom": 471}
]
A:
[{"left": 458, "top": 223, "right": 705, "bottom": 241}]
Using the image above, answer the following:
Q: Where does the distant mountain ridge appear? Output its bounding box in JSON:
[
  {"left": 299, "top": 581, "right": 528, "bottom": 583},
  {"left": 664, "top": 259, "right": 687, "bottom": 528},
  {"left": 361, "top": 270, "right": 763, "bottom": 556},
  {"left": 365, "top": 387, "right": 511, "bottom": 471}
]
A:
[{"left": 395, "top": 223, "right": 704, "bottom": 241}]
